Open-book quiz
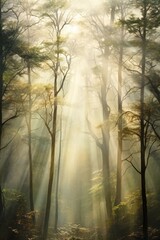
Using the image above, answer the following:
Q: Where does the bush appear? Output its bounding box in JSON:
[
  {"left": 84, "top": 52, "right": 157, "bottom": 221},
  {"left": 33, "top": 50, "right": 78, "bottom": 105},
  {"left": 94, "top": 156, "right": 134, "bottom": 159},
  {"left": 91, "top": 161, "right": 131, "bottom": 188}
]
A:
[{"left": 1, "top": 189, "right": 40, "bottom": 240}]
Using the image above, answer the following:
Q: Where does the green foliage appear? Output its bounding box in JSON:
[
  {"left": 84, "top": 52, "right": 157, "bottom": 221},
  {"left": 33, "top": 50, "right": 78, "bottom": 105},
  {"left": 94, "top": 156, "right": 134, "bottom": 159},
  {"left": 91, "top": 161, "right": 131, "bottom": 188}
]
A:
[
  {"left": 121, "top": 109, "right": 140, "bottom": 138},
  {"left": 108, "top": 191, "right": 160, "bottom": 240},
  {"left": 89, "top": 170, "right": 103, "bottom": 198},
  {"left": 3, "top": 55, "right": 24, "bottom": 89},
  {"left": 14, "top": 43, "right": 47, "bottom": 69},
  {"left": 3, "top": 80, "right": 30, "bottom": 114},
  {"left": 113, "top": 190, "right": 141, "bottom": 219},
  {"left": 43, "top": 36, "right": 67, "bottom": 56},
  {"left": 1, "top": 2, "right": 24, "bottom": 68},
  {"left": 2, "top": 189, "right": 40, "bottom": 240},
  {"left": 122, "top": 0, "right": 160, "bottom": 37},
  {"left": 107, "top": 191, "right": 142, "bottom": 239},
  {"left": 41, "top": 0, "right": 67, "bottom": 12},
  {"left": 122, "top": 97, "right": 160, "bottom": 140},
  {"left": 2, "top": 28, "right": 19, "bottom": 57},
  {"left": 146, "top": 41, "right": 160, "bottom": 61}
]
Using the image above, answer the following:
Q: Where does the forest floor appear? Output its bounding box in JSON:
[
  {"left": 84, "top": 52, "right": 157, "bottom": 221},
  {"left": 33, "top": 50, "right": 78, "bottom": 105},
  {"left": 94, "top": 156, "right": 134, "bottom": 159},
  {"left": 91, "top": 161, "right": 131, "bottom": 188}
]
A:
[
  {"left": 47, "top": 225, "right": 160, "bottom": 240},
  {"left": 48, "top": 225, "right": 105, "bottom": 240}
]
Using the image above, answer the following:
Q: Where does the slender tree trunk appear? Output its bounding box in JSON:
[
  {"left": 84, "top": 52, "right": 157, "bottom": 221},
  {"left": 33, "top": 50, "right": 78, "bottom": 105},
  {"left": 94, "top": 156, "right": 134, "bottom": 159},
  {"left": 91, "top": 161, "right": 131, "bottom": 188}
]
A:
[
  {"left": 141, "top": 62, "right": 148, "bottom": 239},
  {"left": 54, "top": 111, "right": 62, "bottom": 232},
  {"left": 102, "top": 132, "right": 112, "bottom": 220},
  {"left": 0, "top": 0, "right": 4, "bottom": 221},
  {"left": 101, "top": 72, "right": 112, "bottom": 220},
  {"left": 27, "top": 61, "right": 35, "bottom": 223},
  {"left": 42, "top": 29, "right": 60, "bottom": 240},
  {"left": 140, "top": 2, "right": 148, "bottom": 239},
  {"left": 141, "top": 167, "right": 148, "bottom": 240},
  {"left": 42, "top": 103, "right": 57, "bottom": 240},
  {"left": 114, "top": 20, "right": 124, "bottom": 207},
  {"left": 23, "top": 2, "right": 35, "bottom": 223},
  {"left": 141, "top": 40, "right": 148, "bottom": 240},
  {"left": 0, "top": 0, "right": 3, "bottom": 149}
]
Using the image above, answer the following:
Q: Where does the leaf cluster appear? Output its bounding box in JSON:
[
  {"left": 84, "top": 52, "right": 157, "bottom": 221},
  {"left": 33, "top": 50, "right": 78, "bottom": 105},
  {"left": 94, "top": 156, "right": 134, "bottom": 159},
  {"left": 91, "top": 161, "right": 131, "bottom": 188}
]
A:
[
  {"left": 41, "top": 0, "right": 67, "bottom": 12},
  {"left": 122, "top": 0, "right": 160, "bottom": 36}
]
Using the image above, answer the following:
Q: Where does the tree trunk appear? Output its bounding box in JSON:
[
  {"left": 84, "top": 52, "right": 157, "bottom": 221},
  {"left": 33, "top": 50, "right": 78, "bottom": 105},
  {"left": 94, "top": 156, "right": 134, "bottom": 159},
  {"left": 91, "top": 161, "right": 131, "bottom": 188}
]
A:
[
  {"left": 140, "top": 1, "right": 148, "bottom": 239},
  {"left": 42, "top": 103, "right": 57, "bottom": 240},
  {"left": 114, "top": 20, "right": 124, "bottom": 206},
  {"left": 102, "top": 133, "right": 112, "bottom": 220},
  {"left": 141, "top": 166, "right": 148, "bottom": 240},
  {"left": 27, "top": 61, "right": 35, "bottom": 223},
  {"left": 0, "top": 0, "right": 4, "bottom": 221},
  {"left": 42, "top": 24, "right": 60, "bottom": 239},
  {"left": 101, "top": 72, "right": 112, "bottom": 220},
  {"left": 54, "top": 112, "right": 62, "bottom": 232},
  {"left": 0, "top": 0, "right": 3, "bottom": 149},
  {"left": 140, "top": 44, "right": 148, "bottom": 240}
]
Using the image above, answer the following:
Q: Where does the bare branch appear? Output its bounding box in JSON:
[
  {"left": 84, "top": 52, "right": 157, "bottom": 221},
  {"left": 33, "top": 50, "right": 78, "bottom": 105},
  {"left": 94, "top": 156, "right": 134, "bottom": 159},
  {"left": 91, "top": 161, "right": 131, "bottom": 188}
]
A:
[
  {"left": 122, "top": 154, "right": 141, "bottom": 174},
  {"left": 56, "top": 55, "right": 71, "bottom": 95},
  {"left": 37, "top": 112, "right": 52, "bottom": 137},
  {"left": 146, "top": 119, "right": 160, "bottom": 141},
  {"left": 122, "top": 86, "right": 139, "bottom": 101},
  {"left": 2, "top": 112, "right": 19, "bottom": 126},
  {"left": 0, "top": 128, "right": 20, "bottom": 151},
  {"left": 59, "top": 15, "right": 73, "bottom": 33}
]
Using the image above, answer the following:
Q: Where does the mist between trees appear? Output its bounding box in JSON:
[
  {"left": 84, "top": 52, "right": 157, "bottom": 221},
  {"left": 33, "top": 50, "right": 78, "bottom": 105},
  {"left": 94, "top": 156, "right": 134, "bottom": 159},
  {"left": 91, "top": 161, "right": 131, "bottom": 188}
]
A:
[{"left": 0, "top": 0, "right": 160, "bottom": 240}]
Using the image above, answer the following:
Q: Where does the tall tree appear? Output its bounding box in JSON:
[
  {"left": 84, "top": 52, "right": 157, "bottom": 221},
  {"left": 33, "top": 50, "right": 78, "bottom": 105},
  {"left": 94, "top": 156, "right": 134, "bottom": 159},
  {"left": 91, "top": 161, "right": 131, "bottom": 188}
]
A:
[
  {"left": 19, "top": 45, "right": 44, "bottom": 222},
  {"left": 38, "top": 1, "right": 72, "bottom": 239},
  {"left": 87, "top": 2, "right": 120, "bottom": 220},
  {"left": 0, "top": 0, "right": 28, "bottom": 150},
  {"left": 114, "top": 0, "right": 126, "bottom": 206},
  {"left": 19, "top": 0, "right": 42, "bottom": 222},
  {"left": 123, "top": 1, "right": 160, "bottom": 238},
  {"left": 0, "top": 0, "right": 26, "bottom": 221}
]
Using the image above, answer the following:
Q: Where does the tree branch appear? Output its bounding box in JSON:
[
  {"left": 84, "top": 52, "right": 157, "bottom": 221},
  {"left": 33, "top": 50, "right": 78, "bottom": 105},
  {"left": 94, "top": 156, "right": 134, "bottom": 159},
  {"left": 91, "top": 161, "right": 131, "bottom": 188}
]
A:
[
  {"left": 2, "top": 113, "right": 19, "bottom": 126},
  {"left": 0, "top": 128, "right": 20, "bottom": 151},
  {"left": 122, "top": 154, "right": 141, "bottom": 174}
]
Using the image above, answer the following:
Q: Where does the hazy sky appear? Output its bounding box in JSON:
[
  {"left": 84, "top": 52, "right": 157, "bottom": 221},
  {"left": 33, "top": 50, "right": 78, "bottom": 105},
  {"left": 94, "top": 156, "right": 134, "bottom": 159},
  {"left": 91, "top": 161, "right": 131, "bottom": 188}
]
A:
[{"left": 70, "top": 0, "right": 104, "bottom": 11}]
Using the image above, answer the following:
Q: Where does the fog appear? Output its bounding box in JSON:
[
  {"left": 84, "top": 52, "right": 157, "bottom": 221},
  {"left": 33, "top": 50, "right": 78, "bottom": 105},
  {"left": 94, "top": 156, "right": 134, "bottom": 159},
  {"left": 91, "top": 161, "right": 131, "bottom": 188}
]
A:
[{"left": 1, "top": 0, "right": 160, "bottom": 240}]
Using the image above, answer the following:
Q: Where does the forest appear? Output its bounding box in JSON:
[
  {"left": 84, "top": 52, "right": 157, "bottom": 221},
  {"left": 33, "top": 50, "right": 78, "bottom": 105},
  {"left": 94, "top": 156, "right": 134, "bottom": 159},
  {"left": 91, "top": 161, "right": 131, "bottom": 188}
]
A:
[{"left": 0, "top": 0, "right": 160, "bottom": 239}]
